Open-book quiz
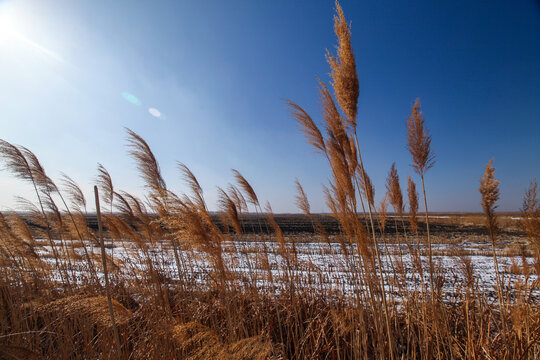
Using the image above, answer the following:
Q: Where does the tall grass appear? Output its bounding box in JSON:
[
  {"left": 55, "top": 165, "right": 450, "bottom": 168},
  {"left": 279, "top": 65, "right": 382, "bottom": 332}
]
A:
[{"left": 0, "top": 2, "right": 538, "bottom": 359}]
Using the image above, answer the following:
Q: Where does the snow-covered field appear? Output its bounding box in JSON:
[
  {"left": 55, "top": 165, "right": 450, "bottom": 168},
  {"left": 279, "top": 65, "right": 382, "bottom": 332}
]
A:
[{"left": 36, "top": 236, "right": 539, "bottom": 301}]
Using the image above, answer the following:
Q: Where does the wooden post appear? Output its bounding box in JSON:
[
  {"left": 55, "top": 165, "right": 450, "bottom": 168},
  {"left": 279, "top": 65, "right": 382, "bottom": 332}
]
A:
[{"left": 94, "top": 186, "right": 122, "bottom": 358}]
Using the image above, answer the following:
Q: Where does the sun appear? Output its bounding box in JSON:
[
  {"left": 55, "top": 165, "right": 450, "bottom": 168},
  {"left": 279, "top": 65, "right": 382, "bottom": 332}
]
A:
[
  {"left": 0, "top": 4, "right": 65, "bottom": 63},
  {"left": 0, "top": 6, "right": 20, "bottom": 43}
]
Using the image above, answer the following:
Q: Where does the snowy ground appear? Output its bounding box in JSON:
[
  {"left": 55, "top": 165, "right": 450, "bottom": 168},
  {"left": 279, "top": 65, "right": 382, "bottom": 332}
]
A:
[{"left": 35, "top": 236, "right": 539, "bottom": 302}]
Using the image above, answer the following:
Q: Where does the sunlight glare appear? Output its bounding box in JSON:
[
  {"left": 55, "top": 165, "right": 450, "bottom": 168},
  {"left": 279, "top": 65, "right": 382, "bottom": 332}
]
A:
[
  {"left": 0, "top": 5, "right": 20, "bottom": 43},
  {"left": 0, "top": 4, "right": 65, "bottom": 63}
]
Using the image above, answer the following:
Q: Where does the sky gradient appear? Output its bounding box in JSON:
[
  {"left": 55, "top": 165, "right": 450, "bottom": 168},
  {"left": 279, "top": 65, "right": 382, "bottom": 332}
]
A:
[{"left": 0, "top": 0, "right": 539, "bottom": 213}]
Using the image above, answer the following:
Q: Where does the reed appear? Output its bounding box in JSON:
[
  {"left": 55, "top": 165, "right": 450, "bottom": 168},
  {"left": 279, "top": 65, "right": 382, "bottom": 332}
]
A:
[
  {"left": 407, "top": 175, "right": 419, "bottom": 235},
  {"left": 0, "top": 2, "right": 538, "bottom": 359},
  {"left": 479, "top": 159, "right": 506, "bottom": 325},
  {"left": 406, "top": 98, "right": 436, "bottom": 301},
  {"left": 522, "top": 179, "right": 540, "bottom": 265}
]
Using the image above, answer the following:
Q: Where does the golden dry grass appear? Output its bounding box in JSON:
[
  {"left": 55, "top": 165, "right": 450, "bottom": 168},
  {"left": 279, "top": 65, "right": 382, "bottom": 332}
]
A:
[{"left": 0, "top": 2, "right": 538, "bottom": 360}]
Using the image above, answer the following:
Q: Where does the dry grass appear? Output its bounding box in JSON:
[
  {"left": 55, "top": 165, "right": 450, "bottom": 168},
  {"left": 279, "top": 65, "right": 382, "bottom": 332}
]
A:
[{"left": 0, "top": 2, "right": 538, "bottom": 360}]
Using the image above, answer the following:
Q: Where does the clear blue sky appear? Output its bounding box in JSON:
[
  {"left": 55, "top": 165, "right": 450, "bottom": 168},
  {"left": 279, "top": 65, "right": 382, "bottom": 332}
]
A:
[{"left": 0, "top": 0, "right": 538, "bottom": 213}]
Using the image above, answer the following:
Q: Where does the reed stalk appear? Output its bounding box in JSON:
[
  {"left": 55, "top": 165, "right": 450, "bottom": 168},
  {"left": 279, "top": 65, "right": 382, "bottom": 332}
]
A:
[{"left": 479, "top": 159, "right": 506, "bottom": 328}]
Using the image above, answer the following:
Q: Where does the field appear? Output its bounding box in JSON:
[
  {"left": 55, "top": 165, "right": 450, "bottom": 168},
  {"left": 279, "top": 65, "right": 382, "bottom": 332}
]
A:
[
  {"left": 1, "top": 2, "right": 539, "bottom": 360},
  {"left": 28, "top": 214, "right": 540, "bottom": 300},
  {"left": 1, "top": 209, "right": 539, "bottom": 359}
]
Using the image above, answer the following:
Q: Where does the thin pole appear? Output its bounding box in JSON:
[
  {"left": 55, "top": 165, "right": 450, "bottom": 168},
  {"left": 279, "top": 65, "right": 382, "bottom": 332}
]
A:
[{"left": 94, "top": 186, "right": 122, "bottom": 358}]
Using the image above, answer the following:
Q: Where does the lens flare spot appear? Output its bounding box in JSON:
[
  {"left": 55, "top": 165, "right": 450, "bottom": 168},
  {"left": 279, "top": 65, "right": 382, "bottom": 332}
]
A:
[
  {"left": 148, "top": 108, "right": 161, "bottom": 118},
  {"left": 121, "top": 92, "right": 141, "bottom": 106}
]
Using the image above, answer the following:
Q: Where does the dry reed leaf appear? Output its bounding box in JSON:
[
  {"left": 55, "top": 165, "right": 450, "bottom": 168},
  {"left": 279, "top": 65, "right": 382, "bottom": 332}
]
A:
[
  {"left": 228, "top": 335, "right": 281, "bottom": 360},
  {"left": 0, "top": 344, "right": 40, "bottom": 360},
  {"left": 170, "top": 322, "right": 228, "bottom": 360},
  {"left": 35, "top": 295, "right": 131, "bottom": 329}
]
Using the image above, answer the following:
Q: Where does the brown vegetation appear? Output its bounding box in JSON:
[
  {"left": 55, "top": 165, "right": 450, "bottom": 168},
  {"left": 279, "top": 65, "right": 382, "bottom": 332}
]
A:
[{"left": 0, "top": 2, "right": 538, "bottom": 359}]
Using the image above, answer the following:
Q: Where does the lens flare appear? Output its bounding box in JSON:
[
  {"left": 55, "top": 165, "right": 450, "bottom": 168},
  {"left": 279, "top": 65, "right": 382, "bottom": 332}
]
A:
[
  {"left": 121, "top": 92, "right": 141, "bottom": 106},
  {"left": 148, "top": 108, "right": 161, "bottom": 118}
]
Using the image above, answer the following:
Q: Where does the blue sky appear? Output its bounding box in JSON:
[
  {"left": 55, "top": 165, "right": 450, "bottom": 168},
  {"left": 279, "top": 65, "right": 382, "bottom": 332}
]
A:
[{"left": 0, "top": 0, "right": 538, "bottom": 213}]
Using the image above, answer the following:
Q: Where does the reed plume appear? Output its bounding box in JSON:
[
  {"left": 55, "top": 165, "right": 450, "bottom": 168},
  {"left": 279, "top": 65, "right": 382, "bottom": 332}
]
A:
[
  {"left": 0, "top": 140, "right": 66, "bottom": 282},
  {"left": 97, "top": 163, "right": 114, "bottom": 210},
  {"left": 0, "top": 140, "right": 38, "bottom": 185},
  {"left": 60, "top": 173, "right": 87, "bottom": 213},
  {"left": 217, "top": 187, "right": 242, "bottom": 235},
  {"left": 126, "top": 128, "right": 167, "bottom": 195},
  {"left": 326, "top": 0, "right": 359, "bottom": 128},
  {"left": 521, "top": 179, "right": 540, "bottom": 258},
  {"left": 406, "top": 98, "right": 435, "bottom": 299},
  {"left": 232, "top": 169, "right": 259, "bottom": 208},
  {"left": 479, "top": 159, "right": 505, "bottom": 321},
  {"left": 386, "top": 163, "right": 403, "bottom": 215},
  {"left": 228, "top": 184, "right": 248, "bottom": 214},
  {"left": 20, "top": 146, "right": 56, "bottom": 193},
  {"left": 324, "top": 4, "right": 394, "bottom": 355},
  {"left": 294, "top": 179, "right": 311, "bottom": 216},
  {"left": 406, "top": 99, "right": 435, "bottom": 176},
  {"left": 286, "top": 101, "right": 326, "bottom": 155},
  {"left": 358, "top": 167, "right": 375, "bottom": 209},
  {"left": 319, "top": 80, "right": 350, "bottom": 143},
  {"left": 407, "top": 175, "right": 419, "bottom": 234},
  {"left": 479, "top": 159, "right": 499, "bottom": 240},
  {"left": 178, "top": 162, "right": 207, "bottom": 211},
  {"left": 378, "top": 196, "right": 388, "bottom": 234}
]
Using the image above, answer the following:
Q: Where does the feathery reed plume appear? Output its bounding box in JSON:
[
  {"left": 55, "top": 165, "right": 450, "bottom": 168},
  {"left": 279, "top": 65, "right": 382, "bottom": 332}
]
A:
[
  {"left": 521, "top": 179, "right": 540, "bottom": 257},
  {"left": 0, "top": 212, "right": 37, "bottom": 261},
  {"left": 60, "top": 173, "right": 87, "bottom": 213},
  {"left": 126, "top": 128, "right": 167, "bottom": 195},
  {"left": 406, "top": 98, "right": 435, "bottom": 299},
  {"left": 178, "top": 162, "right": 202, "bottom": 196},
  {"left": 378, "top": 195, "right": 388, "bottom": 234},
  {"left": 232, "top": 169, "right": 259, "bottom": 207},
  {"left": 97, "top": 163, "right": 114, "bottom": 210},
  {"left": 178, "top": 162, "right": 206, "bottom": 211},
  {"left": 0, "top": 140, "right": 34, "bottom": 182},
  {"left": 19, "top": 146, "right": 56, "bottom": 192},
  {"left": 324, "top": 5, "right": 394, "bottom": 354},
  {"left": 122, "top": 192, "right": 149, "bottom": 220},
  {"left": 479, "top": 159, "right": 499, "bottom": 241},
  {"left": 319, "top": 80, "right": 349, "bottom": 146},
  {"left": 406, "top": 99, "right": 435, "bottom": 176},
  {"left": 0, "top": 140, "right": 66, "bottom": 282},
  {"left": 407, "top": 175, "right": 419, "bottom": 234},
  {"left": 358, "top": 167, "right": 375, "bottom": 209},
  {"left": 326, "top": 1, "right": 359, "bottom": 128},
  {"left": 217, "top": 187, "right": 242, "bottom": 235},
  {"left": 114, "top": 191, "right": 135, "bottom": 220},
  {"left": 59, "top": 173, "right": 98, "bottom": 279},
  {"left": 286, "top": 100, "right": 327, "bottom": 155},
  {"left": 5, "top": 213, "right": 34, "bottom": 243},
  {"left": 294, "top": 179, "right": 311, "bottom": 216},
  {"left": 228, "top": 184, "right": 247, "bottom": 214},
  {"left": 479, "top": 159, "right": 505, "bottom": 320},
  {"left": 386, "top": 163, "right": 403, "bottom": 215}
]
